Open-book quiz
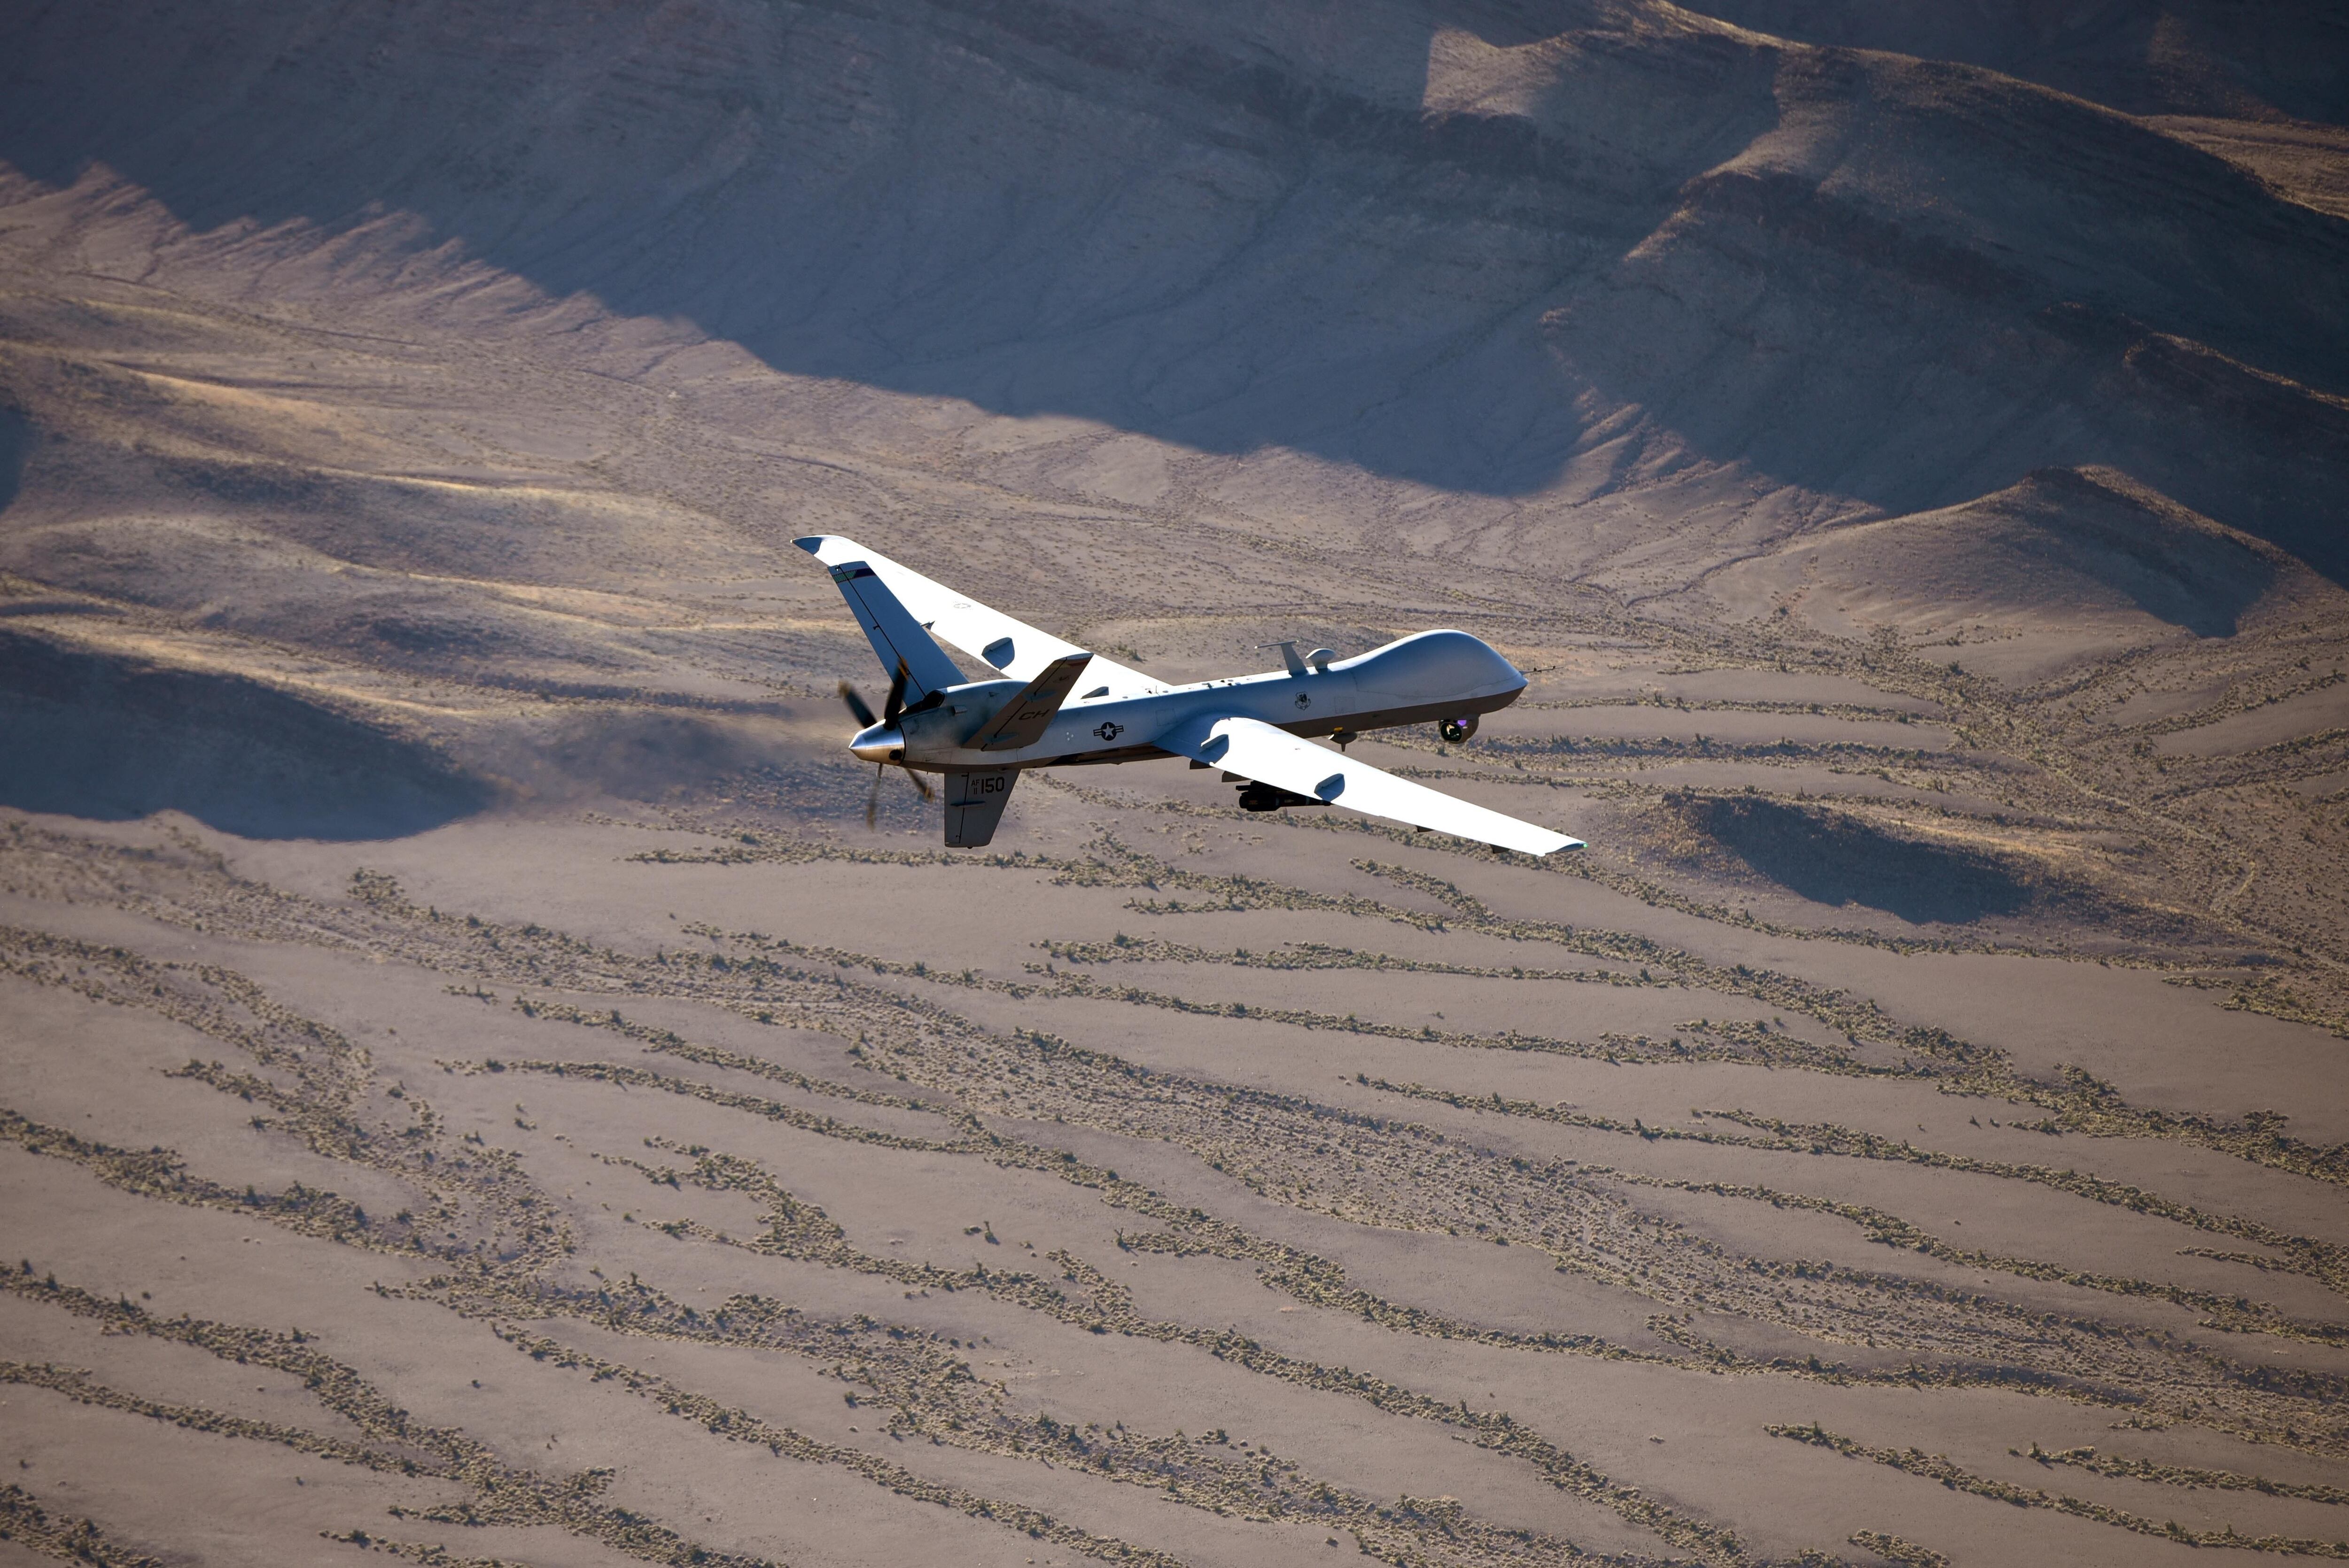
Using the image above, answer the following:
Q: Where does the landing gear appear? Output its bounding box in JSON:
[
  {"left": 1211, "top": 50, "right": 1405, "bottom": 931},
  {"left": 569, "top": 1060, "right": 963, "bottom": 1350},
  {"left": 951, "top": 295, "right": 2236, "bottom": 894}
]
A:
[{"left": 1439, "top": 715, "right": 1478, "bottom": 744}]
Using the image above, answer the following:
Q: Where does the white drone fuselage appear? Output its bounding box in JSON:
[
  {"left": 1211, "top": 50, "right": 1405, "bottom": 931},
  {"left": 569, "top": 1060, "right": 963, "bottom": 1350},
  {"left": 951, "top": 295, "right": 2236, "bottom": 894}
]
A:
[
  {"left": 850, "top": 629, "right": 1525, "bottom": 773},
  {"left": 801, "top": 534, "right": 1581, "bottom": 856}
]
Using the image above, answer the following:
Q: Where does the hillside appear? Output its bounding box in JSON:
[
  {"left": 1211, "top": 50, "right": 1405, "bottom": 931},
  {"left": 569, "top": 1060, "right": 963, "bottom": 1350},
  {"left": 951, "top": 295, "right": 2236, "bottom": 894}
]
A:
[{"left": 2, "top": 3, "right": 2347, "bottom": 1566}]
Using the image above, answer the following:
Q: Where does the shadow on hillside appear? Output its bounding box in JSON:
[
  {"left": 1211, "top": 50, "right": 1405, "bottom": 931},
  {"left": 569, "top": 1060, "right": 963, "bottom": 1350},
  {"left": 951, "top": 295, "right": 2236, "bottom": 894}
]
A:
[
  {"left": 1676, "top": 792, "right": 2065, "bottom": 925},
  {"left": 0, "top": 405, "right": 24, "bottom": 517},
  {"left": 0, "top": 0, "right": 1753, "bottom": 497},
  {"left": 2, "top": 0, "right": 2344, "bottom": 579},
  {"left": 0, "top": 629, "right": 489, "bottom": 839}
]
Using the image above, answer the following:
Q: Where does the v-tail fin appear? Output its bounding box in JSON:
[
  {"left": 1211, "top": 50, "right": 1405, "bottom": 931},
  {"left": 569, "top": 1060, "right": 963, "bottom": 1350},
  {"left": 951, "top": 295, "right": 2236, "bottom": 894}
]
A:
[
  {"left": 973, "top": 652, "right": 1091, "bottom": 751},
  {"left": 943, "top": 767, "right": 1017, "bottom": 847}
]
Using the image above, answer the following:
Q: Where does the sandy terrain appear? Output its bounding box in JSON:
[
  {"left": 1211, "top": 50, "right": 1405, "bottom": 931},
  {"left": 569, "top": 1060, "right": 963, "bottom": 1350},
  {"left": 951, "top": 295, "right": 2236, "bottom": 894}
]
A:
[{"left": 3, "top": 1, "right": 2348, "bottom": 1565}]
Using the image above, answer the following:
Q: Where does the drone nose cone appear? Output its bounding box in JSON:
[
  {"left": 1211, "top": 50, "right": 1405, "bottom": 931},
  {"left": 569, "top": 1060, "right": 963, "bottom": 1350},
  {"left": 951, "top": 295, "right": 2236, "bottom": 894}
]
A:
[
  {"left": 850, "top": 724, "right": 905, "bottom": 763},
  {"left": 1351, "top": 629, "right": 1525, "bottom": 701}
]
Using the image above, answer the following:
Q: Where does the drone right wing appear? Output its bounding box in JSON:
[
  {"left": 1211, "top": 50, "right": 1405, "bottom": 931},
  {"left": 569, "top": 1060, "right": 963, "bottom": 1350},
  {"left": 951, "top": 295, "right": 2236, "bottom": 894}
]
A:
[
  {"left": 794, "top": 536, "right": 1165, "bottom": 701},
  {"left": 1159, "top": 714, "right": 1582, "bottom": 857}
]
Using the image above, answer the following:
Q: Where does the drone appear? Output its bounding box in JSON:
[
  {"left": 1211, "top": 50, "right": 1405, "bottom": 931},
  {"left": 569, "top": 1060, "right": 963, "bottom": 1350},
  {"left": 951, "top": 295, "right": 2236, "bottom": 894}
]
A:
[{"left": 801, "top": 536, "right": 1582, "bottom": 857}]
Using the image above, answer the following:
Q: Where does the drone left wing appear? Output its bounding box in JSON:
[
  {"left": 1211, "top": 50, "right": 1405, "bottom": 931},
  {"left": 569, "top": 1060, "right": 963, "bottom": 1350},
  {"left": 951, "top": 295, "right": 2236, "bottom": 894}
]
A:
[
  {"left": 1160, "top": 714, "right": 1582, "bottom": 857},
  {"left": 794, "top": 536, "right": 1165, "bottom": 700}
]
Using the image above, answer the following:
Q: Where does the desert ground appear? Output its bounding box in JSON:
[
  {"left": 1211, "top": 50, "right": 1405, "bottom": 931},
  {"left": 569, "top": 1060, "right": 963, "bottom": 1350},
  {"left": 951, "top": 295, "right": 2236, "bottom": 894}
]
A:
[{"left": 1, "top": 1, "right": 2347, "bottom": 1565}]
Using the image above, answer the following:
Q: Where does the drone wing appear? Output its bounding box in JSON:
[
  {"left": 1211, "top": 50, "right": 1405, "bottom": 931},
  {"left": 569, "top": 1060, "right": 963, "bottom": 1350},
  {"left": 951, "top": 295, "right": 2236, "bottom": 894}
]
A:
[
  {"left": 794, "top": 535, "right": 1166, "bottom": 700},
  {"left": 1160, "top": 714, "right": 1582, "bottom": 857}
]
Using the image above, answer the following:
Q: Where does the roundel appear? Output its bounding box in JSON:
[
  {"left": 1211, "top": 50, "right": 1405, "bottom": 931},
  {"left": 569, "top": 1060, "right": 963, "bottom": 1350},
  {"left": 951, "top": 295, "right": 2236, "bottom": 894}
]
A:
[{"left": 1294, "top": 692, "right": 1312, "bottom": 709}]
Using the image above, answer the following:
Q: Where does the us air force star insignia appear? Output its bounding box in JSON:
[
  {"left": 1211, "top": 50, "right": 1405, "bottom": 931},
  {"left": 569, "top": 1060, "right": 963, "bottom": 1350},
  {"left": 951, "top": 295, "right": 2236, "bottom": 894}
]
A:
[
  {"left": 1294, "top": 692, "right": 1312, "bottom": 709},
  {"left": 1094, "top": 721, "right": 1124, "bottom": 741}
]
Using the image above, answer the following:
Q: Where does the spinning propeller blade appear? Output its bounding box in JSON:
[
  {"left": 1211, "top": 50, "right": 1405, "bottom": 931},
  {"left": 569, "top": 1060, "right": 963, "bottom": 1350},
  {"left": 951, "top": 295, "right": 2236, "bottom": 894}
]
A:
[
  {"left": 862, "top": 758, "right": 934, "bottom": 829},
  {"left": 883, "top": 659, "right": 910, "bottom": 726},
  {"left": 838, "top": 680, "right": 876, "bottom": 729},
  {"left": 845, "top": 658, "right": 933, "bottom": 830}
]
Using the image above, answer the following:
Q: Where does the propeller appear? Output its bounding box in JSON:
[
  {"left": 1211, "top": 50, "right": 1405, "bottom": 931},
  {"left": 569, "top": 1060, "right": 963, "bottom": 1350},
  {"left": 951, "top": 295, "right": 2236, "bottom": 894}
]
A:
[
  {"left": 883, "top": 658, "right": 910, "bottom": 728},
  {"left": 839, "top": 660, "right": 933, "bottom": 829}
]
